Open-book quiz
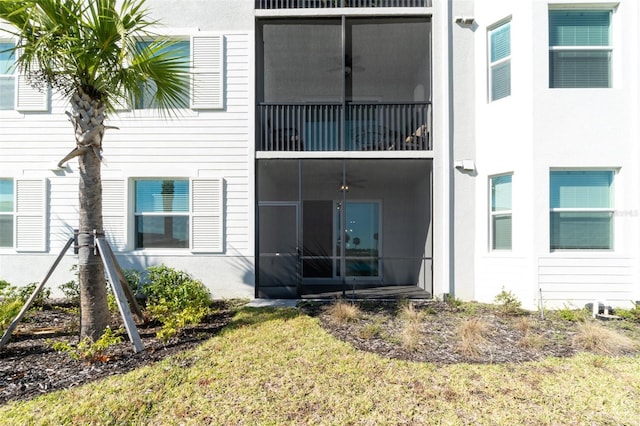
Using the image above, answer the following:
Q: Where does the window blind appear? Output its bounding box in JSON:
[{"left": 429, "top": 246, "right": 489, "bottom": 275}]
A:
[
  {"left": 490, "top": 22, "right": 511, "bottom": 101},
  {"left": 550, "top": 170, "right": 612, "bottom": 209},
  {"left": 549, "top": 10, "right": 611, "bottom": 88},
  {"left": 135, "top": 179, "right": 189, "bottom": 213},
  {"left": 550, "top": 171, "right": 613, "bottom": 250},
  {"left": 492, "top": 174, "right": 512, "bottom": 211}
]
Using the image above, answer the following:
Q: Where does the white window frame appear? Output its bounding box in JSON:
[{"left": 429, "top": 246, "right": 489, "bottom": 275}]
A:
[
  {"left": 489, "top": 173, "right": 512, "bottom": 251},
  {"left": 549, "top": 169, "right": 615, "bottom": 251},
  {"left": 488, "top": 19, "right": 511, "bottom": 102},
  {"left": 131, "top": 177, "right": 224, "bottom": 252},
  {"left": 548, "top": 7, "right": 614, "bottom": 89},
  {"left": 133, "top": 178, "right": 190, "bottom": 249}
]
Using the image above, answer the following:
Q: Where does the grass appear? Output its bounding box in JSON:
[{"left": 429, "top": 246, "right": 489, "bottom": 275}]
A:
[
  {"left": 456, "top": 317, "right": 488, "bottom": 358},
  {"left": 325, "top": 299, "right": 361, "bottom": 324},
  {"left": 399, "top": 302, "right": 425, "bottom": 350},
  {"left": 1, "top": 307, "right": 640, "bottom": 425},
  {"left": 573, "top": 321, "right": 638, "bottom": 355}
]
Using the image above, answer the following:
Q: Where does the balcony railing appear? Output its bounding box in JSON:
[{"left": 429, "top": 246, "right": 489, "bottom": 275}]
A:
[
  {"left": 256, "top": 0, "right": 430, "bottom": 9},
  {"left": 259, "top": 102, "right": 432, "bottom": 152}
]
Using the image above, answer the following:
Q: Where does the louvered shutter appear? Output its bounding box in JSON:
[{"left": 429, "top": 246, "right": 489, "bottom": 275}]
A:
[
  {"left": 102, "top": 180, "right": 126, "bottom": 250},
  {"left": 191, "top": 34, "right": 224, "bottom": 109},
  {"left": 15, "top": 179, "right": 47, "bottom": 251},
  {"left": 15, "top": 53, "right": 49, "bottom": 112},
  {"left": 190, "top": 178, "right": 223, "bottom": 253}
]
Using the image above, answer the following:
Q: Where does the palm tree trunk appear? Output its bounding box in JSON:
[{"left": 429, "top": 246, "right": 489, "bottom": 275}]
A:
[{"left": 71, "top": 89, "right": 111, "bottom": 341}]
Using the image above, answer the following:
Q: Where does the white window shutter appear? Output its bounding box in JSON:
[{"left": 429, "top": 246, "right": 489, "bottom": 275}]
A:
[
  {"left": 15, "top": 179, "right": 47, "bottom": 252},
  {"left": 191, "top": 178, "right": 223, "bottom": 253},
  {"left": 102, "top": 180, "right": 126, "bottom": 250},
  {"left": 16, "top": 73, "right": 49, "bottom": 112},
  {"left": 191, "top": 34, "right": 224, "bottom": 110}
]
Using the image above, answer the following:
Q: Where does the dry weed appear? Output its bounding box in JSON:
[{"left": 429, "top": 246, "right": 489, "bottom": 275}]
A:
[
  {"left": 514, "top": 316, "right": 532, "bottom": 333},
  {"left": 572, "top": 322, "right": 637, "bottom": 355},
  {"left": 400, "top": 321, "right": 422, "bottom": 351},
  {"left": 456, "top": 318, "right": 487, "bottom": 358},
  {"left": 519, "top": 332, "right": 544, "bottom": 350},
  {"left": 399, "top": 302, "right": 426, "bottom": 324},
  {"left": 325, "top": 300, "right": 361, "bottom": 324}
]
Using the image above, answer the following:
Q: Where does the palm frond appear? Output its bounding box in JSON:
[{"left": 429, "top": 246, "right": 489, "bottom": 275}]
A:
[{"left": 0, "top": 0, "right": 190, "bottom": 116}]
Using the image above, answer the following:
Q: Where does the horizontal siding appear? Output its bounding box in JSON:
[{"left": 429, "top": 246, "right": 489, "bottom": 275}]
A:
[
  {"left": 538, "top": 257, "right": 637, "bottom": 307},
  {"left": 0, "top": 32, "right": 253, "bottom": 257}
]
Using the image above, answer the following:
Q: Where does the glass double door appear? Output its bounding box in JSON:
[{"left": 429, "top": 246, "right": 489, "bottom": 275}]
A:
[{"left": 303, "top": 200, "right": 380, "bottom": 280}]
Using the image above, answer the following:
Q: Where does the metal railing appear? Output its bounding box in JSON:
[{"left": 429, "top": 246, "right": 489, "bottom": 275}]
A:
[
  {"left": 259, "top": 102, "right": 432, "bottom": 152},
  {"left": 256, "top": 0, "right": 431, "bottom": 9}
]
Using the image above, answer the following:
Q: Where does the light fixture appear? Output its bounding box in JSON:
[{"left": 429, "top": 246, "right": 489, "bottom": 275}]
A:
[
  {"left": 454, "top": 16, "right": 475, "bottom": 25},
  {"left": 339, "top": 184, "right": 350, "bottom": 192},
  {"left": 454, "top": 159, "right": 476, "bottom": 171}
]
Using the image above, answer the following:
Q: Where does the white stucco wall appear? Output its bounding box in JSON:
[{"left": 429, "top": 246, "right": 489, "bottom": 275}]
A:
[{"left": 470, "top": 0, "right": 640, "bottom": 309}]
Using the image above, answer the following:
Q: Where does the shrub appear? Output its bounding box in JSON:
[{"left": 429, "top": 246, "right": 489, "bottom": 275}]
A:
[
  {"left": 325, "top": 300, "right": 361, "bottom": 324},
  {"left": 555, "top": 305, "right": 590, "bottom": 322},
  {"left": 1, "top": 299, "right": 23, "bottom": 331},
  {"left": 494, "top": 288, "right": 524, "bottom": 316},
  {"left": 141, "top": 265, "right": 211, "bottom": 342},
  {"left": 615, "top": 302, "right": 640, "bottom": 323},
  {"left": 51, "top": 326, "right": 124, "bottom": 362}
]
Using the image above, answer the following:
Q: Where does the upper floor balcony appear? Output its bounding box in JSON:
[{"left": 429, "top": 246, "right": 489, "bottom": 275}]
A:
[
  {"left": 256, "top": 0, "right": 431, "bottom": 9},
  {"left": 256, "top": 16, "right": 432, "bottom": 153}
]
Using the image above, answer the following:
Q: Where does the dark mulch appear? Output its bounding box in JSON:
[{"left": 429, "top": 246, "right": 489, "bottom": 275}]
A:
[
  {"left": 300, "top": 300, "right": 640, "bottom": 365},
  {"left": 2, "top": 299, "right": 639, "bottom": 406},
  {"left": 0, "top": 301, "right": 235, "bottom": 405}
]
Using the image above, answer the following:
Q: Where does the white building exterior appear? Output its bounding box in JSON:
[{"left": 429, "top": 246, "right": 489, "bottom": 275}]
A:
[{"left": 0, "top": 0, "right": 638, "bottom": 309}]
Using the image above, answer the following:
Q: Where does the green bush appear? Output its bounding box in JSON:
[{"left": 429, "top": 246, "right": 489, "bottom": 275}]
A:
[
  {"left": 615, "top": 302, "right": 640, "bottom": 323},
  {"left": 555, "top": 305, "right": 590, "bottom": 322},
  {"left": 0, "top": 279, "right": 52, "bottom": 331},
  {"left": 1, "top": 299, "right": 23, "bottom": 331},
  {"left": 51, "top": 326, "right": 124, "bottom": 362},
  {"left": 494, "top": 288, "right": 525, "bottom": 316},
  {"left": 58, "top": 266, "right": 140, "bottom": 313},
  {"left": 141, "top": 265, "right": 211, "bottom": 342}
]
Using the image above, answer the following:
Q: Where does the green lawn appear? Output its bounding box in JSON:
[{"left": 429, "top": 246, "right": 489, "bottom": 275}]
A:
[{"left": 1, "top": 307, "right": 639, "bottom": 425}]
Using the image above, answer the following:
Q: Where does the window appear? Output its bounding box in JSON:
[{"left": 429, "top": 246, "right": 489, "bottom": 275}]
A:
[
  {"left": 0, "top": 179, "right": 13, "bottom": 247},
  {"left": 135, "top": 179, "right": 189, "bottom": 248},
  {"left": 549, "top": 10, "right": 612, "bottom": 88},
  {"left": 0, "top": 42, "right": 16, "bottom": 110},
  {"left": 489, "top": 21, "right": 511, "bottom": 101},
  {"left": 490, "top": 174, "right": 512, "bottom": 250},
  {"left": 135, "top": 40, "right": 190, "bottom": 109},
  {"left": 550, "top": 170, "right": 614, "bottom": 250}
]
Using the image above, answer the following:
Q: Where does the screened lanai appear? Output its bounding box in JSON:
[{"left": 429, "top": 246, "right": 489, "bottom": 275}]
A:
[
  {"left": 256, "top": 159, "right": 433, "bottom": 298},
  {"left": 256, "top": 17, "right": 432, "bottom": 153}
]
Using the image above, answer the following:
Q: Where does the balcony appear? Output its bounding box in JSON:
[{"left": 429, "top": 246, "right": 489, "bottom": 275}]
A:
[
  {"left": 256, "top": 0, "right": 431, "bottom": 9},
  {"left": 259, "top": 102, "right": 431, "bottom": 151}
]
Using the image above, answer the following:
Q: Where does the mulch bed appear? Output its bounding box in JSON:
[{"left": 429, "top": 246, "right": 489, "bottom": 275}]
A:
[
  {"left": 2, "top": 300, "right": 639, "bottom": 405},
  {"left": 1, "top": 302, "right": 234, "bottom": 405}
]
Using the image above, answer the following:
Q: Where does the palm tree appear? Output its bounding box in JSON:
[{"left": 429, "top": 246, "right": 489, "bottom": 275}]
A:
[{"left": 0, "top": 0, "right": 189, "bottom": 340}]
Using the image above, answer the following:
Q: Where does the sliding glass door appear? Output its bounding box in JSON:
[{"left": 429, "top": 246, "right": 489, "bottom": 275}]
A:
[{"left": 336, "top": 201, "right": 380, "bottom": 278}]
